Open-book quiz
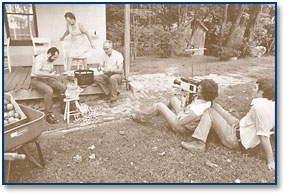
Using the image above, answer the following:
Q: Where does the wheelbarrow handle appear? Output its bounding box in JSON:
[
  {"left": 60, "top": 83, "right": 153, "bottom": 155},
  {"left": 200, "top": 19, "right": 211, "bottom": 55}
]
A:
[{"left": 4, "top": 153, "right": 26, "bottom": 161}]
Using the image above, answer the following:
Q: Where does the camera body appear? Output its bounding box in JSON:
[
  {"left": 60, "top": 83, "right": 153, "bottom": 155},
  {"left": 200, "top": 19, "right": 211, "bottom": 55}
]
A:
[
  {"left": 173, "top": 77, "right": 201, "bottom": 93},
  {"left": 173, "top": 77, "right": 201, "bottom": 105}
]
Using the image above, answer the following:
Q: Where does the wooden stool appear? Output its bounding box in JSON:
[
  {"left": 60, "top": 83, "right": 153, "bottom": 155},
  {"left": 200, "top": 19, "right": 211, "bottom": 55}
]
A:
[{"left": 63, "top": 97, "right": 80, "bottom": 124}]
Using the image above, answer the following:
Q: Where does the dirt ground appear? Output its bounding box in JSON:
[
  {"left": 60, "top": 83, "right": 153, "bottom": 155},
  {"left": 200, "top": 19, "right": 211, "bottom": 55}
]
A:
[{"left": 5, "top": 56, "right": 276, "bottom": 184}]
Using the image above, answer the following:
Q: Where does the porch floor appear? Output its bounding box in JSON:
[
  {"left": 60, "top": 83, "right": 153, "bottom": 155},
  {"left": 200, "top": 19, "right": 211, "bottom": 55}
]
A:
[{"left": 4, "top": 65, "right": 104, "bottom": 101}]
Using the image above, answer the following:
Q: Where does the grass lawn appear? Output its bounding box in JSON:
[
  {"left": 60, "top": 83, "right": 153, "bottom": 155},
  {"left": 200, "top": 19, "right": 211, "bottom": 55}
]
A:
[{"left": 7, "top": 56, "right": 276, "bottom": 184}]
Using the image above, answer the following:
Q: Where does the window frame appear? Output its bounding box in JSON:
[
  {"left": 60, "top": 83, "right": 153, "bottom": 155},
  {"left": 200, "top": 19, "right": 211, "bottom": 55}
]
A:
[{"left": 4, "top": 4, "right": 39, "bottom": 46}]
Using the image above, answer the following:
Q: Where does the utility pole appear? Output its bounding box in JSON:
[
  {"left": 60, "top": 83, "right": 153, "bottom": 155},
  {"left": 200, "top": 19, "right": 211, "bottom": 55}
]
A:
[{"left": 124, "top": 4, "right": 131, "bottom": 82}]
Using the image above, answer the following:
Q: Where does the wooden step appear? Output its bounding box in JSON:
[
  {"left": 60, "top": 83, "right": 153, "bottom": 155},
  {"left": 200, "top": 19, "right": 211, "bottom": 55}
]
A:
[{"left": 9, "top": 85, "right": 105, "bottom": 101}]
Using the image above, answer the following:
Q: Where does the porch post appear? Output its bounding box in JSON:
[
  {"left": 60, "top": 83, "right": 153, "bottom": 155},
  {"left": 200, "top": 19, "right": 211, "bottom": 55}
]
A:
[{"left": 124, "top": 4, "right": 130, "bottom": 81}]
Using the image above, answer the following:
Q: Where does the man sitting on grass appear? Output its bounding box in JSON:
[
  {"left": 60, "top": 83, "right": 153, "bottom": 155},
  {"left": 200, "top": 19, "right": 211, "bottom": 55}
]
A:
[
  {"left": 181, "top": 78, "right": 275, "bottom": 171},
  {"left": 132, "top": 79, "right": 219, "bottom": 136}
]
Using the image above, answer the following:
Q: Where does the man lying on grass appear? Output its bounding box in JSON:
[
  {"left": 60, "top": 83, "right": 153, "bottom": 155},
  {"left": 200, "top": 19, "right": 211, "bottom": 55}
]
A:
[
  {"left": 131, "top": 79, "right": 219, "bottom": 144},
  {"left": 132, "top": 78, "right": 275, "bottom": 171},
  {"left": 181, "top": 78, "right": 275, "bottom": 171}
]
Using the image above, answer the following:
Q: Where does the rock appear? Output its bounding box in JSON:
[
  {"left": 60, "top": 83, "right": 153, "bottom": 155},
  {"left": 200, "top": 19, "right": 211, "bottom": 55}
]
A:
[
  {"left": 89, "top": 154, "right": 96, "bottom": 160},
  {"left": 73, "top": 155, "right": 82, "bottom": 163},
  {"left": 88, "top": 145, "right": 96, "bottom": 150},
  {"left": 205, "top": 159, "right": 218, "bottom": 168}
]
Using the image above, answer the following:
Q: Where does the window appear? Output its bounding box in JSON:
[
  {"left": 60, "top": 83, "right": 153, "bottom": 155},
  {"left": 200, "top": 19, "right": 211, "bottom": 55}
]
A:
[{"left": 4, "top": 4, "right": 38, "bottom": 46}]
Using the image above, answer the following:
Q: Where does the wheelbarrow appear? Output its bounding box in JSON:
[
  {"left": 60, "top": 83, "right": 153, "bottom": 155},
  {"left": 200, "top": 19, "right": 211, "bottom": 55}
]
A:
[{"left": 4, "top": 105, "right": 45, "bottom": 183}]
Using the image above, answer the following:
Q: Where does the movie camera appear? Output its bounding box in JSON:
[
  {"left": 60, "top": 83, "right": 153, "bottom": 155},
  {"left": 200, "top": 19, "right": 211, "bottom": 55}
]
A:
[{"left": 173, "top": 77, "right": 201, "bottom": 105}]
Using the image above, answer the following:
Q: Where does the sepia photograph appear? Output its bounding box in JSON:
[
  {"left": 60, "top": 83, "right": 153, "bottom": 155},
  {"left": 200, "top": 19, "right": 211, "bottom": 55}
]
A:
[{"left": 3, "top": 2, "right": 276, "bottom": 184}]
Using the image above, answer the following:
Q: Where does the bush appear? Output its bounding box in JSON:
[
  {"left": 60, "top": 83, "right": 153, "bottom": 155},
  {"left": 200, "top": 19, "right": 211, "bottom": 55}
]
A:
[
  {"left": 151, "top": 26, "right": 172, "bottom": 58},
  {"left": 237, "top": 40, "right": 251, "bottom": 58},
  {"left": 205, "top": 44, "right": 222, "bottom": 57},
  {"left": 218, "top": 46, "right": 241, "bottom": 61}
]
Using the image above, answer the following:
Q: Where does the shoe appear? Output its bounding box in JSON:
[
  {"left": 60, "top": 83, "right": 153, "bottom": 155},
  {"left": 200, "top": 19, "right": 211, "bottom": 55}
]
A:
[
  {"left": 131, "top": 113, "right": 148, "bottom": 124},
  {"left": 46, "top": 114, "right": 59, "bottom": 124},
  {"left": 181, "top": 139, "right": 206, "bottom": 152}
]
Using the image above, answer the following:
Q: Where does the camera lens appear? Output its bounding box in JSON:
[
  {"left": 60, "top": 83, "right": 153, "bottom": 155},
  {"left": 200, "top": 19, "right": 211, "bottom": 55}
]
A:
[{"left": 173, "top": 79, "right": 181, "bottom": 85}]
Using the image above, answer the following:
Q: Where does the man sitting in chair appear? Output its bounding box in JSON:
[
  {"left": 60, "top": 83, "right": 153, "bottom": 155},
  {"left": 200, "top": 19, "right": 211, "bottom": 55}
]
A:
[
  {"left": 94, "top": 40, "right": 124, "bottom": 105},
  {"left": 31, "top": 47, "right": 66, "bottom": 124}
]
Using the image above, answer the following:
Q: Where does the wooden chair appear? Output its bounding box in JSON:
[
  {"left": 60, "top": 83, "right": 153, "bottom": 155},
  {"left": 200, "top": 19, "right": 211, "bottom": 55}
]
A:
[
  {"left": 32, "top": 37, "right": 51, "bottom": 62},
  {"left": 4, "top": 38, "right": 11, "bottom": 72},
  {"left": 60, "top": 41, "right": 84, "bottom": 72}
]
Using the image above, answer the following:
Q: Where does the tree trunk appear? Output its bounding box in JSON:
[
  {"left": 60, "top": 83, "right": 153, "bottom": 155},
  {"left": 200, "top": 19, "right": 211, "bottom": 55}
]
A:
[
  {"left": 226, "top": 4, "right": 245, "bottom": 47},
  {"left": 219, "top": 4, "right": 229, "bottom": 46},
  {"left": 244, "top": 4, "right": 263, "bottom": 46}
]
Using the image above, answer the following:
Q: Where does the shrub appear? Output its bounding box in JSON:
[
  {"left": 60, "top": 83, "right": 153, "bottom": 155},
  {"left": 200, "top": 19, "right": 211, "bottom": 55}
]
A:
[
  {"left": 237, "top": 40, "right": 251, "bottom": 58},
  {"left": 218, "top": 46, "right": 241, "bottom": 61},
  {"left": 205, "top": 44, "right": 222, "bottom": 57}
]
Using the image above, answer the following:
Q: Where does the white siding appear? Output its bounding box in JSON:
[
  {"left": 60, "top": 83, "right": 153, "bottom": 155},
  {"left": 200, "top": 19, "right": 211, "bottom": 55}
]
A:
[{"left": 9, "top": 4, "right": 106, "bottom": 66}]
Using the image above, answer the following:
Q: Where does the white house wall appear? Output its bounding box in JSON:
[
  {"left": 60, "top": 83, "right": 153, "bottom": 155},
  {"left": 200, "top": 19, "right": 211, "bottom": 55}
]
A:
[{"left": 9, "top": 4, "right": 106, "bottom": 66}]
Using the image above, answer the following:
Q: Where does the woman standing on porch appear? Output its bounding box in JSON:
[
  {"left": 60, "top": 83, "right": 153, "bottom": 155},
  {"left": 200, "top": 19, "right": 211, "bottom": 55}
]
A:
[{"left": 60, "top": 12, "right": 95, "bottom": 76}]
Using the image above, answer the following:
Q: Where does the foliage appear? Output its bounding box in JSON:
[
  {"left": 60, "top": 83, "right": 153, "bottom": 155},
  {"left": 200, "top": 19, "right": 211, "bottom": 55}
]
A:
[
  {"left": 238, "top": 40, "right": 251, "bottom": 58},
  {"left": 218, "top": 46, "right": 241, "bottom": 61},
  {"left": 254, "top": 10, "right": 275, "bottom": 55},
  {"left": 131, "top": 25, "right": 190, "bottom": 57},
  {"left": 106, "top": 4, "right": 275, "bottom": 57},
  {"left": 106, "top": 4, "right": 124, "bottom": 44}
]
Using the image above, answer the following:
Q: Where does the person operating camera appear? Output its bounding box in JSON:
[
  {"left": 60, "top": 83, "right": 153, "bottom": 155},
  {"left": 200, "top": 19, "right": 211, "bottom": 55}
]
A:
[{"left": 132, "top": 79, "right": 219, "bottom": 134}]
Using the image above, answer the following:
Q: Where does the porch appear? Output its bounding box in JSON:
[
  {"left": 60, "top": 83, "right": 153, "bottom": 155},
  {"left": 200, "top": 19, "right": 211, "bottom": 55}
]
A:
[{"left": 4, "top": 65, "right": 105, "bottom": 101}]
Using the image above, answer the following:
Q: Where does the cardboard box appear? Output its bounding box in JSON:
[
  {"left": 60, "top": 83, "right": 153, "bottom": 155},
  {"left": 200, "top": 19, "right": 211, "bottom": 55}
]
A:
[{"left": 4, "top": 93, "right": 27, "bottom": 131}]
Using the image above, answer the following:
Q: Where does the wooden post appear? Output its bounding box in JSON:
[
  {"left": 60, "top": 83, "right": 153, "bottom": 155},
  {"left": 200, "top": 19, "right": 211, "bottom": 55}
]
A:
[{"left": 124, "top": 4, "right": 131, "bottom": 81}]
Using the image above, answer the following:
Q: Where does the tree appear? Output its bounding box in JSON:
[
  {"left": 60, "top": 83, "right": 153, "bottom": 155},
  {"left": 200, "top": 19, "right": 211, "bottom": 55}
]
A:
[
  {"left": 219, "top": 4, "right": 228, "bottom": 46},
  {"left": 244, "top": 4, "right": 263, "bottom": 46},
  {"left": 226, "top": 4, "right": 246, "bottom": 47}
]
